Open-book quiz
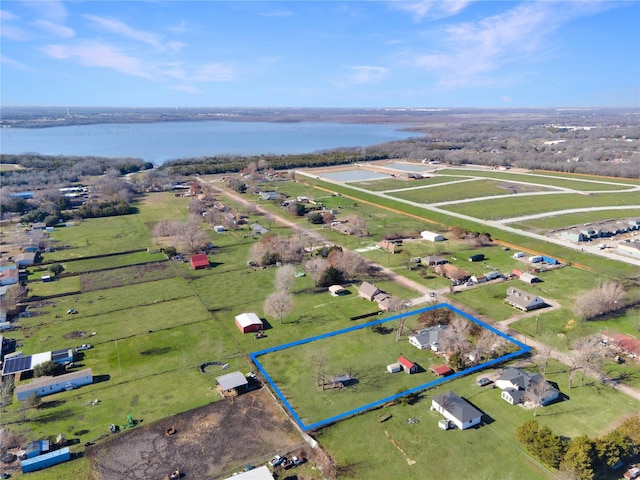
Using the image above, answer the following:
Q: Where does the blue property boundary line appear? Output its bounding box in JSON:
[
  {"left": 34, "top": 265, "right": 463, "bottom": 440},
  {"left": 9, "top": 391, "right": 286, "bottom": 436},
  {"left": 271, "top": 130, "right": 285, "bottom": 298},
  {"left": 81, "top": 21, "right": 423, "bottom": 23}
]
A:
[{"left": 250, "top": 303, "right": 531, "bottom": 432}]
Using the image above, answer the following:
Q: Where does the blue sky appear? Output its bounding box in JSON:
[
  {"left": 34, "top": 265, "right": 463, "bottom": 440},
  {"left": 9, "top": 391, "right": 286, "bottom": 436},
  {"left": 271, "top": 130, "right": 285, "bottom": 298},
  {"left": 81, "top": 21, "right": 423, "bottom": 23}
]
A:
[{"left": 1, "top": 1, "right": 639, "bottom": 108}]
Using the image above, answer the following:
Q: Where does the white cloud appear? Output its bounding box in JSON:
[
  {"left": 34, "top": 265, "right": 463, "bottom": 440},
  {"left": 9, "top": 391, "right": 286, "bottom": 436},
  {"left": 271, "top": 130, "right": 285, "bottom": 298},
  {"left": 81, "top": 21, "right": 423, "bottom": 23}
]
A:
[
  {"left": 41, "top": 41, "right": 154, "bottom": 79},
  {"left": 32, "top": 19, "right": 74, "bottom": 38},
  {"left": 193, "top": 63, "right": 236, "bottom": 82},
  {"left": 390, "top": 0, "right": 473, "bottom": 21},
  {"left": 408, "top": 2, "right": 574, "bottom": 88},
  {"left": 169, "top": 85, "right": 200, "bottom": 93},
  {"left": 347, "top": 66, "right": 390, "bottom": 84},
  {"left": 1, "top": 54, "right": 34, "bottom": 71},
  {"left": 83, "top": 14, "right": 164, "bottom": 50},
  {"left": 502, "top": 95, "right": 514, "bottom": 103},
  {"left": 22, "top": 0, "right": 67, "bottom": 22},
  {"left": 0, "top": 9, "right": 20, "bottom": 21}
]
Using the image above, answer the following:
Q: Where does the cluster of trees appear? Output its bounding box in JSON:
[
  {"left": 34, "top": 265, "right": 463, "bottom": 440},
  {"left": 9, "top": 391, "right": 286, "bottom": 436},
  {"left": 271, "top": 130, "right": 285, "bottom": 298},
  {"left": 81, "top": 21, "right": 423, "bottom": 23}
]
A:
[
  {"left": 516, "top": 416, "right": 640, "bottom": 479},
  {"left": 249, "top": 234, "right": 306, "bottom": 267},
  {"left": 164, "top": 151, "right": 390, "bottom": 176},
  {"left": 0, "top": 154, "right": 152, "bottom": 188},
  {"left": 152, "top": 219, "right": 211, "bottom": 255},
  {"left": 447, "top": 226, "right": 492, "bottom": 245},
  {"left": 305, "top": 247, "right": 372, "bottom": 287},
  {"left": 76, "top": 199, "right": 136, "bottom": 219},
  {"left": 574, "top": 281, "right": 626, "bottom": 321}
]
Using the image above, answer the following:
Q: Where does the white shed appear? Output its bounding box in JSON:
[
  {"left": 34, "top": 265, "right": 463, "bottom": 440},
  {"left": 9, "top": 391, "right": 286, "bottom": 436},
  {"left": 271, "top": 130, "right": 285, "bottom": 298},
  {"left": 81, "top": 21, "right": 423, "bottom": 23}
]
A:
[
  {"left": 513, "top": 252, "right": 525, "bottom": 258},
  {"left": 235, "top": 313, "right": 263, "bottom": 333},
  {"left": 387, "top": 363, "right": 402, "bottom": 373},
  {"left": 421, "top": 231, "right": 445, "bottom": 242}
]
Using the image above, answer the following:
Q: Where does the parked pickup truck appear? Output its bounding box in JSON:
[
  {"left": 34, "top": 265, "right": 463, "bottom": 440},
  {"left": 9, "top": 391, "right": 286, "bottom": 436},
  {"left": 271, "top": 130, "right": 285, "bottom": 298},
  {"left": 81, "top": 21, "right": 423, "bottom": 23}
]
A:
[{"left": 268, "top": 455, "right": 286, "bottom": 468}]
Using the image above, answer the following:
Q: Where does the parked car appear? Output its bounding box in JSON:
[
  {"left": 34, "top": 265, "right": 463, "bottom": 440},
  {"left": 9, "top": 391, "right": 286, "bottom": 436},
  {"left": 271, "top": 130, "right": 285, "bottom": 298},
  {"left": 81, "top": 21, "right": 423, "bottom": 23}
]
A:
[
  {"left": 67, "top": 309, "right": 78, "bottom": 314},
  {"left": 477, "top": 377, "right": 492, "bottom": 387},
  {"left": 75, "top": 344, "right": 92, "bottom": 351},
  {"left": 268, "top": 455, "right": 286, "bottom": 467}
]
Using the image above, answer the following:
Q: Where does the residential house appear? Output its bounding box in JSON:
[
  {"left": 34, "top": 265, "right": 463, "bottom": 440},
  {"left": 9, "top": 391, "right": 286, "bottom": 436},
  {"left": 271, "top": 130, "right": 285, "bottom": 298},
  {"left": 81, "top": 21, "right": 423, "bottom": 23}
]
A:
[
  {"left": 0, "top": 267, "right": 19, "bottom": 286},
  {"left": 250, "top": 223, "right": 269, "bottom": 235},
  {"left": 359, "top": 282, "right": 381, "bottom": 301},
  {"left": 377, "top": 240, "right": 398, "bottom": 253},
  {"left": 495, "top": 367, "right": 560, "bottom": 406},
  {"left": 408, "top": 325, "right": 446, "bottom": 352},
  {"left": 431, "top": 391, "right": 483, "bottom": 430},
  {"left": 13, "top": 252, "right": 37, "bottom": 268},
  {"left": 505, "top": 288, "right": 547, "bottom": 312},
  {"left": 15, "top": 368, "right": 93, "bottom": 401},
  {"left": 423, "top": 255, "right": 448, "bottom": 266},
  {"left": 434, "top": 264, "right": 470, "bottom": 283}
]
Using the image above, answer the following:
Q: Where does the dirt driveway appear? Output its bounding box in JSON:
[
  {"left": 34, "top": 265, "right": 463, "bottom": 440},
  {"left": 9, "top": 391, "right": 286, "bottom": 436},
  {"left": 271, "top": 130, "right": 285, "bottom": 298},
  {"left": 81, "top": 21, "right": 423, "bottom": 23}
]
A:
[{"left": 86, "top": 388, "right": 307, "bottom": 480}]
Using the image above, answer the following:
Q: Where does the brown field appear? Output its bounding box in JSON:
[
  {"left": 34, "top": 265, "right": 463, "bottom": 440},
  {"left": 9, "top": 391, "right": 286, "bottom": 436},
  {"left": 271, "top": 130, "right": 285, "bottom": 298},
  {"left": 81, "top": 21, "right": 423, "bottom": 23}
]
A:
[{"left": 86, "top": 388, "right": 309, "bottom": 480}]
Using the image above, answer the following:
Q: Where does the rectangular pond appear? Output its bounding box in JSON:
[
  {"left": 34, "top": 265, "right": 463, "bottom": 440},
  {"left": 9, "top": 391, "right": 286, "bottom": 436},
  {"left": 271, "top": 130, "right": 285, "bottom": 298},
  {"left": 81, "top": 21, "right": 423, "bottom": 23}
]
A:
[{"left": 321, "top": 169, "right": 392, "bottom": 182}]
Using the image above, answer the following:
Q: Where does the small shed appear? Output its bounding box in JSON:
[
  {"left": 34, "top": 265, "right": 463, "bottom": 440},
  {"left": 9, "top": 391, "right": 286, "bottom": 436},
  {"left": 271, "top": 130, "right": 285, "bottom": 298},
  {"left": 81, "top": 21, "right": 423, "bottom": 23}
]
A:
[
  {"left": 213, "top": 225, "right": 226, "bottom": 233},
  {"left": 190, "top": 254, "right": 210, "bottom": 270},
  {"left": 328, "top": 285, "right": 347, "bottom": 296},
  {"left": 421, "top": 231, "right": 445, "bottom": 242},
  {"left": 513, "top": 252, "right": 525, "bottom": 258},
  {"left": 387, "top": 363, "right": 402, "bottom": 373},
  {"left": 468, "top": 253, "right": 485, "bottom": 262},
  {"left": 398, "top": 356, "right": 417, "bottom": 374},
  {"left": 519, "top": 272, "right": 540, "bottom": 284},
  {"left": 235, "top": 312, "right": 263, "bottom": 333},
  {"left": 215, "top": 371, "right": 249, "bottom": 397},
  {"left": 429, "top": 364, "right": 453, "bottom": 377}
]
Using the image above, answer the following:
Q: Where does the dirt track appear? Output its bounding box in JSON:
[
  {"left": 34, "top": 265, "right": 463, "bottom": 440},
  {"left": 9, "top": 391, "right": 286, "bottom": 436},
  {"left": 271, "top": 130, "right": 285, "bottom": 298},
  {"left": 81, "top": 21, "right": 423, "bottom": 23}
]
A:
[{"left": 86, "top": 388, "right": 306, "bottom": 480}]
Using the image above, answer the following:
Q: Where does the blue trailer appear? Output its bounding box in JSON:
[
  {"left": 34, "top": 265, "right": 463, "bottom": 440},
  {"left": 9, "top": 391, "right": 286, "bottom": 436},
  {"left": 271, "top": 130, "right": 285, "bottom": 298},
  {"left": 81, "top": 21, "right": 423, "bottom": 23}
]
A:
[
  {"left": 541, "top": 255, "right": 559, "bottom": 265},
  {"left": 21, "top": 447, "right": 70, "bottom": 473}
]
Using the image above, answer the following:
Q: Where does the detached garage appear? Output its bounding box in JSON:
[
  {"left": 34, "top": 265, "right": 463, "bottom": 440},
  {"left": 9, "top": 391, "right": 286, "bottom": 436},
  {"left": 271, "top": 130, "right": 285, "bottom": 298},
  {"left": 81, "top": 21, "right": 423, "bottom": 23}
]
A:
[{"left": 235, "top": 312, "right": 263, "bottom": 333}]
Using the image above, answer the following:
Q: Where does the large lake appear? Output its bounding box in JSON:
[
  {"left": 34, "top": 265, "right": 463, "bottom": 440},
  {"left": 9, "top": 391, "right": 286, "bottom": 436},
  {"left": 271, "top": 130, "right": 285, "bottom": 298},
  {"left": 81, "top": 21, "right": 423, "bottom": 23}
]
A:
[{"left": 0, "top": 121, "right": 418, "bottom": 164}]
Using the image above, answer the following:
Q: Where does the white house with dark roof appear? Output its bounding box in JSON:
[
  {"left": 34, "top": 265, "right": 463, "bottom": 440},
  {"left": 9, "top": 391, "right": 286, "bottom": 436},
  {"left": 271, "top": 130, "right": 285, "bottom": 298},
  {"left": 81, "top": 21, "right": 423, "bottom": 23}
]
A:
[
  {"left": 409, "top": 325, "right": 446, "bottom": 352},
  {"left": 496, "top": 367, "right": 560, "bottom": 406},
  {"left": 505, "top": 288, "right": 546, "bottom": 312},
  {"left": 431, "top": 391, "right": 483, "bottom": 430}
]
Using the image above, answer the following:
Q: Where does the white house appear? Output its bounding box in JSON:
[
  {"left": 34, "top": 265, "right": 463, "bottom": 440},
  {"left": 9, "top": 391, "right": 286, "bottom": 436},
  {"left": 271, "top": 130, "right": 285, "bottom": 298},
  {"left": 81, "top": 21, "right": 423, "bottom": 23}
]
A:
[
  {"left": 421, "top": 231, "right": 445, "bottom": 242},
  {"left": 409, "top": 325, "right": 446, "bottom": 352},
  {"left": 15, "top": 368, "right": 93, "bottom": 401},
  {"left": 505, "top": 288, "right": 547, "bottom": 312},
  {"left": 496, "top": 367, "right": 560, "bottom": 406},
  {"left": 431, "top": 391, "right": 483, "bottom": 430}
]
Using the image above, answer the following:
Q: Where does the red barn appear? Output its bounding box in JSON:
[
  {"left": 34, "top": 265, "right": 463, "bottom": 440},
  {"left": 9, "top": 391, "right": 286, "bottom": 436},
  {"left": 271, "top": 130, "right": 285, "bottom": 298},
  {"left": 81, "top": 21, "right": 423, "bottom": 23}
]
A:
[
  {"left": 190, "top": 254, "right": 210, "bottom": 270},
  {"left": 429, "top": 364, "right": 453, "bottom": 377},
  {"left": 398, "top": 356, "right": 417, "bottom": 374}
]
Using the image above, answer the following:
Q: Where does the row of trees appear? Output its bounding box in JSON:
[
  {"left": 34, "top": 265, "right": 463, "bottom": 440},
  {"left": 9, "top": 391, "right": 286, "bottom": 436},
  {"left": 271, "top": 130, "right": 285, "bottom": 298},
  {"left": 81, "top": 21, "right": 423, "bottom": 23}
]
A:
[{"left": 516, "top": 416, "right": 640, "bottom": 479}]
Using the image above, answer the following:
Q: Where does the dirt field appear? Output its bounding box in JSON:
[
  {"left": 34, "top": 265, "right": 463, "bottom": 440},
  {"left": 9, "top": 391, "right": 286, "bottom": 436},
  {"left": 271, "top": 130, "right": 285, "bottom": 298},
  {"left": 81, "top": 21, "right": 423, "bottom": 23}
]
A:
[{"left": 86, "top": 388, "right": 308, "bottom": 480}]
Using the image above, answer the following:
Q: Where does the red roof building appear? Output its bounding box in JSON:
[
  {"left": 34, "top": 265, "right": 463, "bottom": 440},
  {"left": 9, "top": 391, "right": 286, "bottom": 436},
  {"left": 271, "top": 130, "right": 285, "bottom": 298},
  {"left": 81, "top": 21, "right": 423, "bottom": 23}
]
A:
[
  {"left": 190, "top": 254, "right": 210, "bottom": 270},
  {"left": 604, "top": 331, "right": 640, "bottom": 357},
  {"left": 398, "top": 356, "right": 417, "bottom": 374},
  {"left": 429, "top": 364, "right": 453, "bottom": 377}
]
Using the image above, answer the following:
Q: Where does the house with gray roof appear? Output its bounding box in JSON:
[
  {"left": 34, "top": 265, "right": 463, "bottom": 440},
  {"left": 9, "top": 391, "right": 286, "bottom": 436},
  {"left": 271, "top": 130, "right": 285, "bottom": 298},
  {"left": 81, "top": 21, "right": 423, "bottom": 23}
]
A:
[
  {"left": 431, "top": 391, "right": 483, "bottom": 430},
  {"left": 409, "top": 325, "right": 446, "bottom": 352},
  {"left": 496, "top": 367, "right": 560, "bottom": 406},
  {"left": 359, "top": 281, "right": 381, "bottom": 301},
  {"left": 505, "top": 287, "right": 546, "bottom": 312}
]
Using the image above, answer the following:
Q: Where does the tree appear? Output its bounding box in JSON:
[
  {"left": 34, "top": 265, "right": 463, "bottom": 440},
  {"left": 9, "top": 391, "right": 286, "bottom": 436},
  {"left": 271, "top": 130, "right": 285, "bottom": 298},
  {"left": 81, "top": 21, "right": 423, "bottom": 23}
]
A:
[
  {"left": 311, "top": 351, "right": 328, "bottom": 390},
  {"left": 0, "top": 376, "right": 14, "bottom": 413},
  {"left": 307, "top": 212, "right": 324, "bottom": 224},
  {"left": 567, "top": 334, "right": 604, "bottom": 388},
  {"left": 318, "top": 266, "right": 345, "bottom": 288},
  {"left": 33, "top": 361, "right": 58, "bottom": 377},
  {"left": 527, "top": 378, "right": 555, "bottom": 417},
  {"left": 24, "top": 392, "right": 41, "bottom": 410},
  {"left": 562, "top": 436, "right": 595, "bottom": 480},
  {"left": 615, "top": 415, "right": 640, "bottom": 455},
  {"left": 178, "top": 220, "right": 211, "bottom": 254},
  {"left": 574, "top": 281, "right": 625, "bottom": 321},
  {"left": 48, "top": 263, "right": 64, "bottom": 276},
  {"left": 305, "top": 258, "right": 328, "bottom": 287},
  {"left": 328, "top": 249, "right": 370, "bottom": 280},
  {"left": 0, "top": 284, "right": 27, "bottom": 315},
  {"left": 594, "top": 430, "right": 631, "bottom": 470},
  {"left": 264, "top": 291, "right": 294, "bottom": 324},
  {"left": 275, "top": 264, "right": 296, "bottom": 293}
]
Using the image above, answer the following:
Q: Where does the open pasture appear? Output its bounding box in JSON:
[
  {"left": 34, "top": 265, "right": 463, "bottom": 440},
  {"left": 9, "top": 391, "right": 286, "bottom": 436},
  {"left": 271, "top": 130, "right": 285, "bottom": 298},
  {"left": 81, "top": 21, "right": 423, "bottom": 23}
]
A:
[
  {"left": 350, "top": 176, "right": 451, "bottom": 192},
  {"left": 507, "top": 209, "right": 640, "bottom": 231}
]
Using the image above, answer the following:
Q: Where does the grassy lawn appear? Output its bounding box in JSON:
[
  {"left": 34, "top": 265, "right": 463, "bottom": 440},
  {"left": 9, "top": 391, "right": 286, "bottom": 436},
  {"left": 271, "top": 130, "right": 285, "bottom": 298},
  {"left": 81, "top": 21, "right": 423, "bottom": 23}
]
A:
[
  {"left": 444, "top": 191, "right": 640, "bottom": 220},
  {"left": 388, "top": 178, "right": 551, "bottom": 204},
  {"left": 438, "top": 169, "right": 640, "bottom": 191},
  {"left": 256, "top": 307, "right": 521, "bottom": 428},
  {"left": 315, "top": 359, "right": 640, "bottom": 480},
  {"left": 350, "top": 176, "right": 453, "bottom": 192},
  {"left": 51, "top": 251, "right": 167, "bottom": 274}
]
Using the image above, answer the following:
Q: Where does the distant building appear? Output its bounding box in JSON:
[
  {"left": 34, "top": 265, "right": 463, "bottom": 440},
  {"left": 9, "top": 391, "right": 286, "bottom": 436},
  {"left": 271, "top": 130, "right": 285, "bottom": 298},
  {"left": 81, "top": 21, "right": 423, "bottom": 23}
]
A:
[
  {"left": 215, "top": 371, "right": 248, "bottom": 397},
  {"left": 16, "top": 368, "right": 93, "bottom": 401},
  {"left": 420, "top": 231, "right": 445, "bottom": 242},
  {"left": 235, "top": 312, "right": 263, "bottom": 333},
  {"left": 505, "top": 287, "right": 546, "bottom": 312}
]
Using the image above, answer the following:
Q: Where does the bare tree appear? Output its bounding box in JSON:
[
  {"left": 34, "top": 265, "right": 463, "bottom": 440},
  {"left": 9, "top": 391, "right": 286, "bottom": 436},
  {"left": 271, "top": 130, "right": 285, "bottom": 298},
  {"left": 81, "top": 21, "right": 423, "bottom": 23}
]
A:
[
  {"left": 178, "top": 220, "right": 211, "bottom": 254},
  {"left": 347, "top": 216, "right": 369, "bottom": 237},
  {"left": 568, "top": 334, "right": 605, "bottom": 388},
  {"left": 311, "top": 351, "right": 328, "bottom": 390},
  {"left": 276, "top": 264, "right": 296, "bottom": 293},
  {"left": 328, "top": 249, "right": 370, "bottom": 280},
  {"left": 0, "top": 376, "right": 14, "bottom": 413},
  {"left": 0, "top": 284, "right": 27, "bottom": 315},
  {"left": 305, "top": 258, "right": 329, "bottom": 286},
  {"left": 527, "top": 378, "right": 555, "bottom": 417},
  {"left": 264, "top": 291, "right": 294, "bottom": 324},
  {"left": 574, "top": 281, "right": 626, "bottom": 321}
]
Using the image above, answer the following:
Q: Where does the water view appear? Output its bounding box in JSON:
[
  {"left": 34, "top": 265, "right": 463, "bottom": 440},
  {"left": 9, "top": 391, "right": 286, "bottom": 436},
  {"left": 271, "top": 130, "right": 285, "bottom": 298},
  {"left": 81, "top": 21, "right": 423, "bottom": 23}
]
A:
[{"left": 0, "top": 121, "right": 418, "bottom": 164}]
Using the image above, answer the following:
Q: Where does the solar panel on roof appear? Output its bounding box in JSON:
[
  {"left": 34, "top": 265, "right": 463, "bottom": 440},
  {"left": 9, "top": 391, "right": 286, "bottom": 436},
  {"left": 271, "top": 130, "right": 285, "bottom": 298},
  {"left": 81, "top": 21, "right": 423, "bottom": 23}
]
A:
[{"left": 2, "top": 355, "right": 32, "bottom": 375}]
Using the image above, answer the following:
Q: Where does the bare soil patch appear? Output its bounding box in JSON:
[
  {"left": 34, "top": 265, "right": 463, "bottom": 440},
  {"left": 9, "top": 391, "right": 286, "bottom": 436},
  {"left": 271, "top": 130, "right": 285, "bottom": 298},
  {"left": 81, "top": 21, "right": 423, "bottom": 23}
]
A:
[{"left": 86, "top": 388, "right": 306, "bottom": 480}]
